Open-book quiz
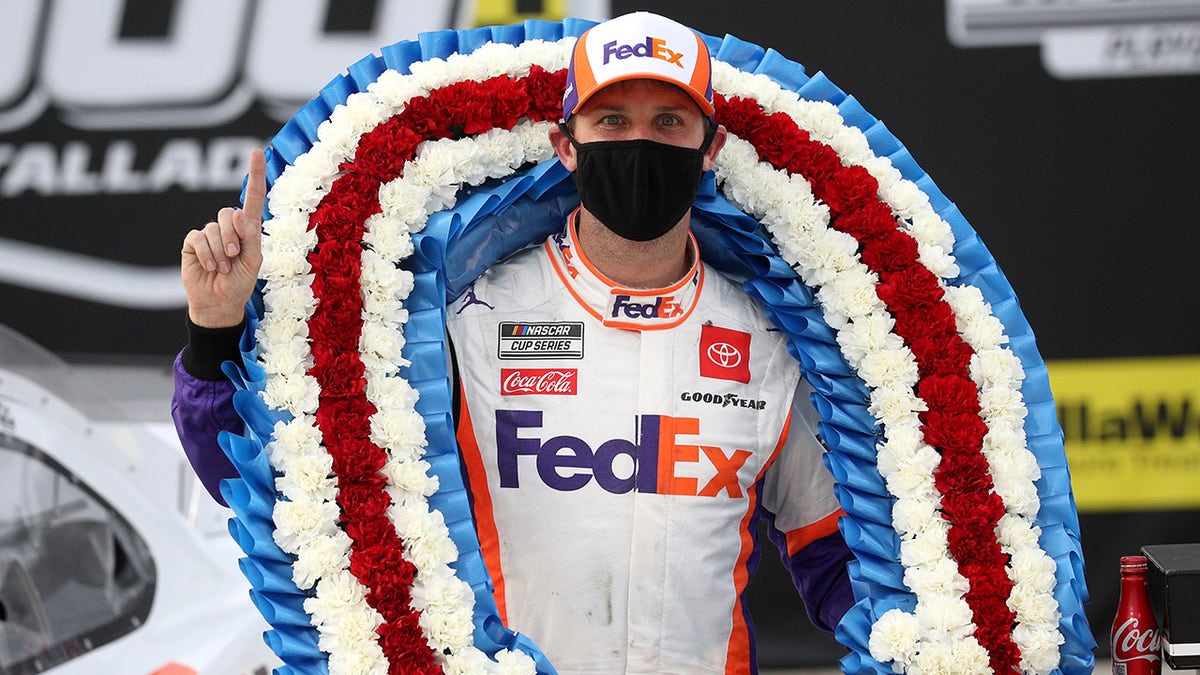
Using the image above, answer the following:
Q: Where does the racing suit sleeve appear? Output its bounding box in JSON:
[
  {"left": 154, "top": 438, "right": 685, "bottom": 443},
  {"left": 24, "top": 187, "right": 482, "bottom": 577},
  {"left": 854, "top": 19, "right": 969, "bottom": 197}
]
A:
[
  {"left": 758, "top": 379, "right": 857, "bottom": 632},
  {"left": 169, "top": 316, "right": 246, "bottom": 507}
]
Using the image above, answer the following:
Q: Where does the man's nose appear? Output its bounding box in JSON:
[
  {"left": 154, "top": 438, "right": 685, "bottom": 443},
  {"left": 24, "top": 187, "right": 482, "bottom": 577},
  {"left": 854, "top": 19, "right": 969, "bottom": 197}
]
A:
[{"left": 626, "top": 120, "right": 657, "bottom": 140}]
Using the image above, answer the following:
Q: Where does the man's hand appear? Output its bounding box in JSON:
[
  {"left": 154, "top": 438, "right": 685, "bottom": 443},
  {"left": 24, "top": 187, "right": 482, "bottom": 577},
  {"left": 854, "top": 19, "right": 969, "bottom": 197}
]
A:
[{"left": 182, "top": 149, "right": 267, "bottom": 328}]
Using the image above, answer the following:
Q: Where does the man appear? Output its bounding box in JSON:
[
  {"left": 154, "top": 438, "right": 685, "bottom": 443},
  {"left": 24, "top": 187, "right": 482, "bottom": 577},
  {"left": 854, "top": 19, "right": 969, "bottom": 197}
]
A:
[{"left": 173, "top": 11, "right": 855, "bottom": 673}]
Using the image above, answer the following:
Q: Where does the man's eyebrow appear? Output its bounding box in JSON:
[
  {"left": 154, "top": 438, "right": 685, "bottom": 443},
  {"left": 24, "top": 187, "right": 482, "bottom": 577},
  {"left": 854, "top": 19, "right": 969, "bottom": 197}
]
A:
[{"left": 589, "top": 102, "right": 690, "bottom": 114}]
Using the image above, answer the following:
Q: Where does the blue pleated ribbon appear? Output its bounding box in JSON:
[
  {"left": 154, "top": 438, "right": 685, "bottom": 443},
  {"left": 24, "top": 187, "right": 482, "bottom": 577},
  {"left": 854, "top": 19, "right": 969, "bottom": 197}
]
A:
[{"left": 220, "top": 18, "right": 1094, "bottom": 675}]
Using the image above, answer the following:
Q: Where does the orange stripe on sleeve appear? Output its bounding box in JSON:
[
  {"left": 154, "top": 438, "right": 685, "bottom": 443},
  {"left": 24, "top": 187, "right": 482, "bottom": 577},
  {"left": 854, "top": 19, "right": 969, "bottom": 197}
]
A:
[
  {"left": 724, "top": 418, "right": 790, "bottom": 674},
  {"left": 784, "top": 509, "right": 846, "bottom": 557},
  {"left": 455, "top": 384, "right": 509, "bottom": 624}
]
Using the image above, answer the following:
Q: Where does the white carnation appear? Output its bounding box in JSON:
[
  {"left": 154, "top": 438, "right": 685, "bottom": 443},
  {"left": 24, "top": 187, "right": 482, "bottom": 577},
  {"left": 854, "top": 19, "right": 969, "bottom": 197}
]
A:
[
  {"left": 268, "top": 417, "right": 324, "bottom": 464},
  {"left": 914, "top": 594, "right": 975, "bottom": 639},
  {"left": 261, "top": 281, "right": 317, "bottom": 325},
  {"left": 384, "top": 458, "right": 439, "bottom": 501},
  {"left": 903, "top": 557, "right": 969, "bottom": 598},
  {"left": 368, "top": 69, "right": 427, "bottom": 109},
  {"left": 885, "top": 179, "right": 930, "bottom": 221},
  {"left": 292, "top": 532, "right": 352, "bottom": 589},
  {"left": 891, "top": 493, "right": 939, "bottom": 536},
  {"left": 857, "top": 346, "right": 920, "bottom": 390},
  {"left": 370, "top": 406, "right": 427, "bottom": 455},
  {"left": 996, "top": 514, "right": 1042, "bottom": 552},
  {"left": 272, "top": 498, "right": 342, "bottom": 552},
  {"left": 274, "top": 452, "right": 337, "bottom": 502},
  {"left": 494, "top": 649, "right": 538, "bottom": 675},
  {"left": 260, "top": 332, "right": 312, "bottom": 377},
  {"left": 908, "top": 210, "right": 955, "bottom": 252},
  {"left": 868, "top": 609, "right": 920, "bottom": 665},
  {"left": 868, "top": 381, "right": 926, "bottom": 427},
  {"left": 917, "top": 243, "right": 960, "bottom": 280},
  {"left": 1013, "top": 624, "right": 1066, "bottom": 674},
  {"left": 262, "top": 372, "right": 320, "bottom": 415}
]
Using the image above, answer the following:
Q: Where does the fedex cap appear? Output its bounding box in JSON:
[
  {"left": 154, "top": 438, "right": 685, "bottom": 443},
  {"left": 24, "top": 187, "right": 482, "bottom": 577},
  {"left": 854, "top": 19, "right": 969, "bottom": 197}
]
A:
[{"left": 563, "top": 12, "right": 714, "bottom": 121}]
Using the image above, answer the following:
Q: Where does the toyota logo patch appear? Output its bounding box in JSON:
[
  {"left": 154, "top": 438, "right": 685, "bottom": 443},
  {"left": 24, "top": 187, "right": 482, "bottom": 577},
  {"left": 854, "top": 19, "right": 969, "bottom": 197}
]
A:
[{"left": 699, "top": 324, "right": 752, "bottom": 383}]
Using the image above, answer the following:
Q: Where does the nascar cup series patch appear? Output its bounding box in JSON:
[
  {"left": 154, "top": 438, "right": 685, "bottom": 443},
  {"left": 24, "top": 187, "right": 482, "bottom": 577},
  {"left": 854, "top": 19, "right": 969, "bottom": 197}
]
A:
[{"left": 498, "top": 321, "right": 585, "bottom": 359}]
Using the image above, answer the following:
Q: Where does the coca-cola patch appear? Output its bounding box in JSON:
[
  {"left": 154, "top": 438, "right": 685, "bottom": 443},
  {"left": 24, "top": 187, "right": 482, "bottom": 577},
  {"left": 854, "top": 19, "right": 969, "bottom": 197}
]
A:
[{"left": 501, "top": 368, "right": 578, "bottom": 396}]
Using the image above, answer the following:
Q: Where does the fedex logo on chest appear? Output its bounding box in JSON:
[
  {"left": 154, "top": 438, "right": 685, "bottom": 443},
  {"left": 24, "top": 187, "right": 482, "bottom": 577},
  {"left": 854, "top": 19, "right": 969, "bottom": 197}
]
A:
[
  {"left": 496, "top": 410, "right": 752, "bottom": 498},
  {"left": 602, "top": 37, "right": 685, "bottom": 68}
]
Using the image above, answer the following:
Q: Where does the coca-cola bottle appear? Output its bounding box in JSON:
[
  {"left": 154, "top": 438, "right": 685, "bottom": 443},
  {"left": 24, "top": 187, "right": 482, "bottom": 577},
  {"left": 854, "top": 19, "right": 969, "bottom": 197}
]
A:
[{"left": 1111, "top": 555, "right": 1162, "bottom": 675}]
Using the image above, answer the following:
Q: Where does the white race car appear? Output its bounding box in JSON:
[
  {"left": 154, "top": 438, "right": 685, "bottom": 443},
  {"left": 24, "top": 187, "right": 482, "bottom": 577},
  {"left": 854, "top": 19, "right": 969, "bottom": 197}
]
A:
[{"left": 0, "top": 324, "right": 280, "bottom": 674}]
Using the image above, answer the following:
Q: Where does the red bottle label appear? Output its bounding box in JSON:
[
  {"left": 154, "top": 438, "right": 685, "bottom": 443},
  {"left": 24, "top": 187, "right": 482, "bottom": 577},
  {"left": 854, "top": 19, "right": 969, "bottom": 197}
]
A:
[{"left": 1111, "top": 616, "right": 1161, "bottom": 675}]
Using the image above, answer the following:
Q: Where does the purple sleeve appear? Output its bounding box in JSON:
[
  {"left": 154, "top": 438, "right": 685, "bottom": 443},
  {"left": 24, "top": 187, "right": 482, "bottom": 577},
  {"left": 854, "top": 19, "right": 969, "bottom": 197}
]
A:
[
  {"left": 171, "top": 351, "right": 242, "bottom": 506},
  {"left": 170, "top": 315, "right": 249, "bottom": 507},
  {"left": 761, "top": 508, "right": 857, "bottom": 632}
]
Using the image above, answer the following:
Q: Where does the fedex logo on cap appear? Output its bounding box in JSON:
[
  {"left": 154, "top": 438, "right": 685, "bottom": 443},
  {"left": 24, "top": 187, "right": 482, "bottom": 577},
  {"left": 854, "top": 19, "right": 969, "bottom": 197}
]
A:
[
  {"left": 496, "top": 410, "right": 752, "bottom": 498},
  {"left": 602, "top": 37, "right": 685, "bottom": 68}
]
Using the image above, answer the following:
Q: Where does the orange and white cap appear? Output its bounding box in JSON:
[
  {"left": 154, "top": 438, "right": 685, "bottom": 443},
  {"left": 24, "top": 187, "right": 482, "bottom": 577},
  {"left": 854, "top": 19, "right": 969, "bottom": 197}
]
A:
[{"left": 563, "top": 12, "right": 714, "bottom": 121}]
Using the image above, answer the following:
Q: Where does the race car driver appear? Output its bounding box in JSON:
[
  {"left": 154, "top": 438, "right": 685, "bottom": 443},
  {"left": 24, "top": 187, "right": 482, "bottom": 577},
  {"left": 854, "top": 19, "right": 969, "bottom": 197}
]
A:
[{"left": 172, "top": 11, "right": 857, "bottom": 673}]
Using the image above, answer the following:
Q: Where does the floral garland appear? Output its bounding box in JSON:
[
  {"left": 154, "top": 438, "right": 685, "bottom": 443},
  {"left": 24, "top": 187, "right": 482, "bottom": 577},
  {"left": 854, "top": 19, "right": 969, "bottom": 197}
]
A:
[
  {"left": 709, "top": 64, "right": 1060, "bottom": 673},
  {"left": 219, "top": 21, "right": 1093, "bottom": 675}
]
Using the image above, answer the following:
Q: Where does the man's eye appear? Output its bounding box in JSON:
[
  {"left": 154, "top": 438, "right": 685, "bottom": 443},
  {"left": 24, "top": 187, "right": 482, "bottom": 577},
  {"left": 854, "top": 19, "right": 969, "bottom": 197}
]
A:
[
  {"left": 601, "top": 115, "right": 622, "bottom": 125},
  {"left": 659, "top": 115, "right": 680, "bottom": 127}
]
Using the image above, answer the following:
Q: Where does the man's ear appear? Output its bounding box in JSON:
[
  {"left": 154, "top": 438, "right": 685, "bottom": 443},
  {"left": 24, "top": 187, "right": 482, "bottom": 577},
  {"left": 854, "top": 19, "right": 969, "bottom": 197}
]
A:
[
  {"left": 702, "top": 124, "right": 728, "bottom": 173},
  {"left": 549, "top": 123, "right": 577, "bottom": 172}
]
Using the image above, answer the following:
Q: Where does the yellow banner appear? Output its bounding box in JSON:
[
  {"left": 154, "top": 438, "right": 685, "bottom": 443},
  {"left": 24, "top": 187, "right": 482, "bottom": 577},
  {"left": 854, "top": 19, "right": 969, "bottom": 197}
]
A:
[
  {"left": 1048, "top": 356, "right": 1200, "bottom": 512},
  {"left": 474, "top": 0, "right": 568, "bottom": 25}
]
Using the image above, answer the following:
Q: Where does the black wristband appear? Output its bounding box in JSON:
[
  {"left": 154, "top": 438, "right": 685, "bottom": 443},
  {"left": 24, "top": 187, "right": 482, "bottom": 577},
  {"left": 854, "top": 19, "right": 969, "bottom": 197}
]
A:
[{"left": 181, "top": 314, "right": 246, "bottom": 381}]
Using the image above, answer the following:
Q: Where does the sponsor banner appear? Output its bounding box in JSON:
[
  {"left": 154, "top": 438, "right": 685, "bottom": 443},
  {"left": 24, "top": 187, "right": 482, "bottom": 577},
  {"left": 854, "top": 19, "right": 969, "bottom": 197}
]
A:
[
  {"left": 1049, "top": 356, "right": 1200, "bottom": 512},
  {"left": 946, "top": 0, "right": 1200, "bottom": 78},
  {"left": 0, "top": 0, "right": 608, "bottom": 356},
  {"left": 1042, "top": 22, "right": 1200, "bottom": 78}
]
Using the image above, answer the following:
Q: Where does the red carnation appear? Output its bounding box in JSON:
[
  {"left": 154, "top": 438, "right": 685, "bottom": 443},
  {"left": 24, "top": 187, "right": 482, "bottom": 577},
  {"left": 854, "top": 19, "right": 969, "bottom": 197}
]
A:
[
  {"left": 378, "top": 613, "right": 441, "bottom": 674},
  {"left": 922, "top": 410, "right": 987, "bottom": 454},
  {"left": 315, "top": 396, "right": 376, "bottom": 429},
  {"left": 753, "top": 111, "right": 809, "bottom": 168},
  {"left": 396, "top": 94, "right": 454, "bottom": 140},
  {"left": 837, "top": 200, "right": 900, "bottom": 241},
  {"left": 714, "top": 95, "right": 769, "bottom": 146},
  {"left": 859, "top": 229, "right": 920, "bottom": 272},
  {"left": 343, "top": 516, "right": 395, "bottom": 550},
  {"left": 524, "top": 66, "right": 568, "bottom": 121},
  {"left": 327, "top": 437, "right": 387, "bottom": 475},
  {"left": 891, "top": 300, "right": 957, "bottom": 342},
  {"left": 908, "top": 333, "right": 974, "bottom": 379},
  {"left": 876, "top": 266, "right": 945, "bottom": 311},
  {"left": 338, "top": 482, "right": 394, "bottom": 521},
  {"left": 820, "top": 165, "right": 879, "bottom": 216},
  {"left": 788, "top": 139, "right": 842, "bottom": 186},
  {"left": 351, "top": 118, "right": 424, "bottom": 182},
  {"left": 918, "top": 374, "right": 981, "bottom": 416}
]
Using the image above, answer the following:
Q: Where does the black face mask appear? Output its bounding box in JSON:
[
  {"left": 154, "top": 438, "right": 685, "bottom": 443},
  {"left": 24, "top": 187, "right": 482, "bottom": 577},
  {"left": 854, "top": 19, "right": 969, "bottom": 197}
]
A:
[{"left": 561, "top": 123, "right": 717, "bottom": 242}]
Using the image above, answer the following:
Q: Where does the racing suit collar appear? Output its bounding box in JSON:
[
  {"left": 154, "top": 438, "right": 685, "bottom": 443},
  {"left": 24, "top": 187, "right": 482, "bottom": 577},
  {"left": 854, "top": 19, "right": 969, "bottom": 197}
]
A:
[{"left": 544, "top": 210, "right": 703, "bottom": 331}]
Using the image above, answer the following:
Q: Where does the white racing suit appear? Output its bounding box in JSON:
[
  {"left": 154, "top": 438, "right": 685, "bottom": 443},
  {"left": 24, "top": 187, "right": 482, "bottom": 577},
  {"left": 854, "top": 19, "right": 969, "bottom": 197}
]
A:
[{"left": 445, "top": 217, "right": 851, "bottom": 674}]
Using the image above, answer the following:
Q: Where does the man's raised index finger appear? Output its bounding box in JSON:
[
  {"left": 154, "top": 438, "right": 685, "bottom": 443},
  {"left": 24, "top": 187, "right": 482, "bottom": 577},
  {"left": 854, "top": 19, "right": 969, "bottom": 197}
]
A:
[{"left": 242, "top": 148, "right": 268, "bottom": 224}]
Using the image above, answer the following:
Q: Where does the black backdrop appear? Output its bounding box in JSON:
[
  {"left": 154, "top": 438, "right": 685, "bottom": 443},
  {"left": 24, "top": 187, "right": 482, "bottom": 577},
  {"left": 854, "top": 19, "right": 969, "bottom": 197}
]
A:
[{"left": 2, "top": 0, "right": 1197, "bottom": 666}]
